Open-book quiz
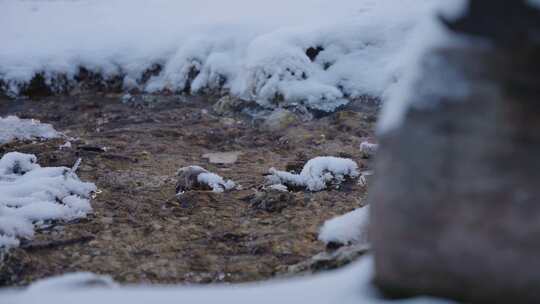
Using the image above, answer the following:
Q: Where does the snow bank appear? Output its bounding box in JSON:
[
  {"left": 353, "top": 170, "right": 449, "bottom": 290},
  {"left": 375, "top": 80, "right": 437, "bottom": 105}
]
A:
[
  {"left": 267, "top": 157, "right": 359, "bottom": 192},
  {"left": 0, "top": 116, "right": 60, "bottom": 144},
  {"left": 0, "top": 152, "right": 96, "bottom": 250},
  {"left": 1, "top": 0, "right": 455, "bottom": 112},
  {"left": 319, "top": 206, "right": 369, "bottom": 246},
  {"left": 1, "top": 256, "right": 453, "bottom": 304}
]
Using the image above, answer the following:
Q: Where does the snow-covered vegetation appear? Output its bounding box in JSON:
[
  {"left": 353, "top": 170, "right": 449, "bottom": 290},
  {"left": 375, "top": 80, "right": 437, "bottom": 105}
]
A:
[
  {"left": 0, "top": 116, "right": 60, "bottom": 144},
  {"left": 267, "top": 157, "right": 359, "bottom": 191},
  {"left": 319, "top": 206, "right": 369, "bottom": 246},
  {"left": 0, "top": 152, "right": 96, "bottom": 249},
  {"left": 1, "top": 0, "right": 462, "bottom": 113}
]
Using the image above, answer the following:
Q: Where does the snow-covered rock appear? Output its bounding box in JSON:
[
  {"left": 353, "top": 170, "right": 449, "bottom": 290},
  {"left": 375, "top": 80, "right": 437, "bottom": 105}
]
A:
[
  {"left": 267, "top": 156, "right": 359, "bottom": 192},
  {"left": 0, "top": 116, "right": 60, "bottom": 144},
  {"left": 176, "top": 165, "right": 235, "bottom": 194},
  {"left": 0, "top": 152, "right": 96, "bottom": 250},
  {"left": 319, "top": 206, "right": 369, "bottom": 246}
]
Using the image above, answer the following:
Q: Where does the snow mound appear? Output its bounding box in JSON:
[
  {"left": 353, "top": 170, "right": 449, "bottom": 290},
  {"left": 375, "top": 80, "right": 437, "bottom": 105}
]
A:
[
  {"left": 0, "top": 116, "right": 60, "bottom": 144},
  {"left": 267, "top": 156, "right": 359, "bottom": 192},
  {"left": 0, "top": 0, "right": 456, "bottom": 112},
  {"left": 0, "top": 152, "right": 96, "bottom": 250},
  {"left": 319, "top": 205, "right": 369, "bottom": 246},
  {"left": 176, "top": 165, "right": 235, "bottom": 193}
]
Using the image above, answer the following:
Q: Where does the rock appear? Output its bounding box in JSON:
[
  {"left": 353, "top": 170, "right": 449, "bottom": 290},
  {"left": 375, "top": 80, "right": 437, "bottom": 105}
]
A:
[
  {"left": 202, "top": 151, "right": 242, "bottom": 165},
  {"left": 212, "top": 95, "right": 246, "bottom": 115},
  {"left": 261, "top": 109, "right": 299, "bottom": 132},
  {"left": 371, "top": 3, "right": 540, "bottom": 303}
]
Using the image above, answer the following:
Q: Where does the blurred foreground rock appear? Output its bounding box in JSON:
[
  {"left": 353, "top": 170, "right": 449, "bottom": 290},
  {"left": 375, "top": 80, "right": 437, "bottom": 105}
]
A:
[{"left": 371, "top": 1, "right": 540, "bottom": 303}]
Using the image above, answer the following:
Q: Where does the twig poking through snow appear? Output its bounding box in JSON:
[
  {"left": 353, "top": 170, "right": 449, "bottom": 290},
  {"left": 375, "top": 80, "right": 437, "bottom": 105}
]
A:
[{"left": 71, "top": 158, "right": 82, "bottom": 173}]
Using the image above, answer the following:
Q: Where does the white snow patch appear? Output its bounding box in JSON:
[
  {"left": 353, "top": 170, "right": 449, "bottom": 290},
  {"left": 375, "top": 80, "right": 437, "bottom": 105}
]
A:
[
  {"left": 0, "top": 116, "right": 60, "bottom": 144},
  {"left": 0, "top": 0, "right": 460, "bottom": 112},
  {"left": 177, "top": 165, "right": 236, "bottom": 193},
  {"left": 268, "top": 156, "right": 359, "bottom": 192},
  {"left": 319, "top": 206, "right": 370, "bottom": 246},
  {"left": 0, "top": 152, "right": 96, "bottom": 250},
  {"left": 1, "top": 255, "right": 454, "bottom": 304},
  {"left": 59, "top": 141, "right": 72, "bottom": 150},
  {"left": 377, "top": 0, "right": 469, "bottom": 133}
]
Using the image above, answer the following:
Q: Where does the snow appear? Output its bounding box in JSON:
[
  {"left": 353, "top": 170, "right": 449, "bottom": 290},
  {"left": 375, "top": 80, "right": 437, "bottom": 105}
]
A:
[
  {"left": 0, "top": 116, "right": 60, "bottom": 144},
  {"left": 177, "top": 165, "right": 235, "bottom": 193},
  {"left": 319, "top": 206, "right": 369, "bottom": 246},
  {"left": 0, "top": 152, "right": 96, "bottom": 249},
  {"left": 1, "top": 0, "right": 458, "bottom": 112},
  {"left": 267, "top": 184, "right": 289, "bottom": 192},
  {"left": 377, "top": 0, "right": 469, "bottom": 133},
  {"left": 1, "top": 255, "right": 454, "bottom": 304},
  {"left": 197, "top": 172, "right": 236, "bottom": 193},
  {"left": 267, "top": 156, "right": 359, "bottom": 192}
]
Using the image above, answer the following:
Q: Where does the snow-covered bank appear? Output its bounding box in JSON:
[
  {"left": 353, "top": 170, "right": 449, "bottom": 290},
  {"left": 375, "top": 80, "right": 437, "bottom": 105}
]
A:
[
  {"left": 0, "top": 152, "right": 96, "bottom": 250},
  {"left": 0, "top": 116, "right": 60, "bottom": 144},
  {"left": 1, "top": 0, "right": 455, "bottom": 112},
  {"left": 1, "top": 256, "right": 453, "bottom": 304}
]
